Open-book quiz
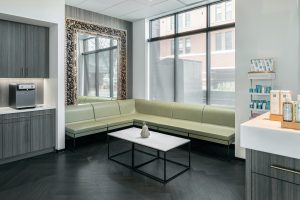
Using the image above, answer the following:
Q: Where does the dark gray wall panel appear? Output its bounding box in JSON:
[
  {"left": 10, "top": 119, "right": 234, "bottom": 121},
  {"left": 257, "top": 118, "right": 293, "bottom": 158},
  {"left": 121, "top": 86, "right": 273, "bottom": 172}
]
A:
[{"left": 65, "top": 5, "right": 133, "bottom": 98}]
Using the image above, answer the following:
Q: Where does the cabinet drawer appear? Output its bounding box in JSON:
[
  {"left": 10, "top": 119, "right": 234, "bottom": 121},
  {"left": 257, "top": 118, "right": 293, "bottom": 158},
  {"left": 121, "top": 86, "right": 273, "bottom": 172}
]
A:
[
  {"left": 2, "top": 112, "right": 30, "bottom": 123},
  {"left": 252, "top": 150, "right": 300, "bottom": 184},
  {"left": 30, "top": 109, "right": 55, "bottom": 116},
  {"left": 252, "top": 173, "right": 300, "bottom": 200}
]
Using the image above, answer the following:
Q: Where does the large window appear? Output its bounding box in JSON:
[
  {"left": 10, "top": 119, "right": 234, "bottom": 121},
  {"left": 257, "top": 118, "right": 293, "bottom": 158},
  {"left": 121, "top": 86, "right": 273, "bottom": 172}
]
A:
[
  {"left": 149, "top": 0, "right": 235, "bottom": 106},
  {"left": 77, "top": 33, "right": 118, "bottom": 98}
]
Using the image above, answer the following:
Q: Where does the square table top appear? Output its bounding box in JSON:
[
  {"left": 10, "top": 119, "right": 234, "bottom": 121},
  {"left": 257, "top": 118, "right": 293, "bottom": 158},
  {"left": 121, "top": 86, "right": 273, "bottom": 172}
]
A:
[{"left": 108, "top": 127, "right": 190, "bottom": 152}]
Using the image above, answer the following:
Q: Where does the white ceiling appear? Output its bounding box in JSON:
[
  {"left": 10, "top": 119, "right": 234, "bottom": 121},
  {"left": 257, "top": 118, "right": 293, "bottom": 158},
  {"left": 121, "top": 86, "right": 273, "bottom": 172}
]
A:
[{"left": 65, "top": 0, "right": 207, "bottom": 22}]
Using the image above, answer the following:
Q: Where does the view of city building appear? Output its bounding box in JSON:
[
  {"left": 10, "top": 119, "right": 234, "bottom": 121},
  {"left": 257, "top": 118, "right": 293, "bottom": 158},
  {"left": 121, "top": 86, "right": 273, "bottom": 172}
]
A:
[{"left": 149, "top": 0, "right": 235, "bottom": 106}]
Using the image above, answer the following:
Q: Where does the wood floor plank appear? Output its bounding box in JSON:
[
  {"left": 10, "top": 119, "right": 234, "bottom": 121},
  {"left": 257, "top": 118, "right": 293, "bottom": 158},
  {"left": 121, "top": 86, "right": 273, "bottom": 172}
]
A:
[{"left": 0, "top": 139, "right": 245, "bottom": 200}]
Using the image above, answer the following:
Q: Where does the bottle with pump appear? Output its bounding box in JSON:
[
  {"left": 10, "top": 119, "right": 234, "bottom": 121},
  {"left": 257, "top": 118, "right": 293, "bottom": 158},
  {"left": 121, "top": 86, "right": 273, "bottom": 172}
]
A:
[
  {"left": 283, "top": 96, "right": 293, "bottom": 122},
  {"left": 295, "top": 95, "right": 300, "bottom": 123}
]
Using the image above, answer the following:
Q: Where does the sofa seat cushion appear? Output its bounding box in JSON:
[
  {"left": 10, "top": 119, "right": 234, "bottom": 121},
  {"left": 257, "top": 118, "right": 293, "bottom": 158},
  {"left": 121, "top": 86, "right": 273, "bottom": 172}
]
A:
[
  {"left": 188, "top": 123, "right": 235, "bottom": 141},
  {"left": 65, "top": 120, "right": 107, "bottom": 134},
  {"left": 146, "top": 118, "right": 234, "bottom": 142}
]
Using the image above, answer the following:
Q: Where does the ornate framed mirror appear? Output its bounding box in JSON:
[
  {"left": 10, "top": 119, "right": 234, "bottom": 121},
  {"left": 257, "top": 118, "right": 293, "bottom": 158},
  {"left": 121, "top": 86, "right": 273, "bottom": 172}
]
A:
[{"left": 65, "top": 18, "right": 127, "bottom": 105}]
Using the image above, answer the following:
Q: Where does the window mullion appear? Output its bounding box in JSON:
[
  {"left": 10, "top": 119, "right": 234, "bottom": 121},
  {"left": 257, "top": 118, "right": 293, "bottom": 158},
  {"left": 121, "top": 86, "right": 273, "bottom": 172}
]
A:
[
  {"left": 206, "top": 4, "right": 211, "bottom": 105},
  {"left": 95, "top": 38, "right": 100, "bottom": 97},
  {"left": 174, "top": 14, "right": 177, "bottom": 102},
  {"left": 109, "top": 39, "right": 114, "bottom": 98}
]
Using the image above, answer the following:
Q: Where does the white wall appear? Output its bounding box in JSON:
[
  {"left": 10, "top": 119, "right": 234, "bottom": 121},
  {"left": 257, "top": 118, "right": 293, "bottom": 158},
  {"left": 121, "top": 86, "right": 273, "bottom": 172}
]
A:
[
  {"left": 235, "top": 0, "right": 300, "bottom": 158},
  {"left": 133, "top": 19, "right": 149, "bottom": 99},
  {"left": 0, "top": 0, "right": 65, "bottom": 150}
]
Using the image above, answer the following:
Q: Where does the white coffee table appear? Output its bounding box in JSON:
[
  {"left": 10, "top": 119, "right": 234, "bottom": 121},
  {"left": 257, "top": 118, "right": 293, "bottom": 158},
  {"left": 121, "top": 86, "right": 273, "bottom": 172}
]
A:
[{"left": 107, "top": 127, "right": 191, "bottom": 183}]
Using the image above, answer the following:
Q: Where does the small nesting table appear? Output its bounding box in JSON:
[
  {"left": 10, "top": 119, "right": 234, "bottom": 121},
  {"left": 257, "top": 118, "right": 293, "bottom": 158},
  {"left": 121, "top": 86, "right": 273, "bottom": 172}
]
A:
[{"left": 107, "top": 127, "right": 191, "bottom": 183}]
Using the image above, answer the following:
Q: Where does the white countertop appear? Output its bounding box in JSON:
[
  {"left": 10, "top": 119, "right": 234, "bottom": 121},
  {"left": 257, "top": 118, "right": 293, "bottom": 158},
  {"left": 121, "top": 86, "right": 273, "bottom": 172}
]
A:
[
  {"left": 240, "top": 112, "right": 300, "bottom": 159},
  {"left": 108, "top": 127, "right": 190, "bottom": 152},
  {"left": 0, "top": 104, "right": 56, "bottom": 115}
]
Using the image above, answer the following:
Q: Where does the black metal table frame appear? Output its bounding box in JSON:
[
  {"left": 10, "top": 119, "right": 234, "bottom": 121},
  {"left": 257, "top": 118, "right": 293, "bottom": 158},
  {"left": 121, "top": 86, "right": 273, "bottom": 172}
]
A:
[{"left": 107, "top": 135, "right": 191, "bottom": 184}]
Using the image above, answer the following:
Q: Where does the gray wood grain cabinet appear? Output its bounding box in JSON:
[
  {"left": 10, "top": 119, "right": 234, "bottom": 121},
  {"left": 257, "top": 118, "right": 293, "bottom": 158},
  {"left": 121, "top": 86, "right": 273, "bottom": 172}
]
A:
[
  {"left": 246, "top": 149, "right": 300, "bottom": 200},
  {"left": 26, "top": 25, "right": 49, "bottom": 78},
  {"left": 0, "top": 109, "right": 55, "bottom": 164},
  {"left": 0, "top": 20, "right": 49, "bottom": 78},
  {"left": 0, "top": 116, "right": 2, "bottom": 159},
  {"left": 30, "top": 110, "right": 55, "bottom": 151},
  {"left": 0, "top": 20, "right": 26, "bottom": 77},
  {"left": 2, "top": 118, "right": 31, "bottom": 158}
]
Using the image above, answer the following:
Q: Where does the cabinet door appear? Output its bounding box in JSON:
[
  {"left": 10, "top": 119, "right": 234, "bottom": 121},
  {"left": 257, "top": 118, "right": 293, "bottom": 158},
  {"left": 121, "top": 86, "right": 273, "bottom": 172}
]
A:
[
  {"left": 252, "top": 173, "right": 300, "bottom": 200},
  {"left": 0, "top": 123, "right": 2, "bottom": 159},
  {"left": 0, "top": 20, "right": 26, "bottom": 78},
  {"left": 31, "top": 110, "right": 55, "bottom": 151},
  {"left": 25, "top": 25, "right": 49, "bottom": 78},
  {"left": 0, "top": 20, "right": 9, "bottom": 77},
  {"left": 3, "top": 119, "right": 30, "bottom": 158}
]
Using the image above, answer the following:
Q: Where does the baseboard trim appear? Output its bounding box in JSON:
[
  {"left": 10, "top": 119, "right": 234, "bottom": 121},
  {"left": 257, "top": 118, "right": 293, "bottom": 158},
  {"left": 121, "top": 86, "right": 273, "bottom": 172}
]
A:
[{"left": 0, "top": 147, "right": 55, "bottom": 165}]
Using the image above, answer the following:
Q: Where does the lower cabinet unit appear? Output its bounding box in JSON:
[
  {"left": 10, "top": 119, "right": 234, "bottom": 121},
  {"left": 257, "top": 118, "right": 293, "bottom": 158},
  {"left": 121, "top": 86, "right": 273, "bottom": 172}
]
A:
[
  {"left": 0, "top": 108, "right": 56, "bottom": 164},
  {"left": 31, "top": 110, "right": 55, "bottom": 151},
  {"left": 0, "top": 122, "right": 2, "bottom": 159},
  {"left": 247, "top": 149, "right": 300, "bottom": 200},
  {"left": 3, "top": 118, "right": 31, "bottom": 158},
  {"left": 252, "top": 173, "right": 300, "bottom": 200}
]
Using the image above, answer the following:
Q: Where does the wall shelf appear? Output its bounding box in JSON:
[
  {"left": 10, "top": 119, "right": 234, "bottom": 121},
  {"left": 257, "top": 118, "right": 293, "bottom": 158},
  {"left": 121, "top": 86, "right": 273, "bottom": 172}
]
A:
[
  {"left": 248, "top": 72, "right": 276, "bottom": 80},
  {"left": 249, "top": 71, "right": 275, "bottom": 118},
  {"left": 249, "top": 93, "right": 270, "bottom": 96}
]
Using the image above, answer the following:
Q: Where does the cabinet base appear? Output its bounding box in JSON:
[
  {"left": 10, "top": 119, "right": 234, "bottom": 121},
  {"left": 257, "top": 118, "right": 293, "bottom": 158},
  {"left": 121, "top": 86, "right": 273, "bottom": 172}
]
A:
[{"left": 0, "top": 147, "right": 55, "bottom": 165}]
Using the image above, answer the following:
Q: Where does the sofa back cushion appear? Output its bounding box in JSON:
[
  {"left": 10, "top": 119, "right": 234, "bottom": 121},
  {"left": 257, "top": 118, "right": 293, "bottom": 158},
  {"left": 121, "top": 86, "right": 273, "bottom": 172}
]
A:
[
  {"left": 202, "top": 106, "right": 235, "bottom": 128},
  {"left": 77, "top": 96, "right": 86, "bottom": 104},
  {"left": 135, "top": 99, "right": 172, "bottom": 118},
  {"left": 92, "top": 101, "right": 120, "bottom": 119},
  {"left": 84, "top": 96, "right": 112, "bottom": 103},
  {"left": 118, "top": 99, "right": 136, "bottom": 115},
  {"left": 172, "top": 103, "right": 204, "bottom": 122},
  {"left": 65, "top": 104, "right": 94, "bottom": 124}
]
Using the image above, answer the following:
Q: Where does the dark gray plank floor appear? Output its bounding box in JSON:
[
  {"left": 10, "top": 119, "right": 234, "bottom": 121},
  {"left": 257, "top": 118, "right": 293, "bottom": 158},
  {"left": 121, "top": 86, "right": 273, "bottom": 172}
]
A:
[{"left": 0, "top": 138, "right": 245, "bottom": 200}]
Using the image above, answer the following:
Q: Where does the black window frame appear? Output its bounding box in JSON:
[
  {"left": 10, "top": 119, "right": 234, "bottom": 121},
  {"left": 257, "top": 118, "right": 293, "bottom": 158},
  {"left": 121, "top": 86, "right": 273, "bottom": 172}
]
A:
[
  {"left": 148, "top": 0, "right": 235, "bottom": 105},
  {"left": 81, "top": 36, "right": 118, "bottom": 98}
]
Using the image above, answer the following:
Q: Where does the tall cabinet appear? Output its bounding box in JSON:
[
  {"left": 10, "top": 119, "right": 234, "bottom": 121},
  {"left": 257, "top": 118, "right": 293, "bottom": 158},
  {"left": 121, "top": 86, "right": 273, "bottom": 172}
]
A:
[{"left": 0, "top": 19, "right": 49, "bottom": 78}]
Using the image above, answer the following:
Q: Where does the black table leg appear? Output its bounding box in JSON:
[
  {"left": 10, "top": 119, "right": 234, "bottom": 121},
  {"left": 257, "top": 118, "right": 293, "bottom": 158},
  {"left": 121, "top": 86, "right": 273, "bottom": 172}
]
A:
[
  {"left": 132, "top": 143, "right": 135, "bottom": 168},
  {"left": 188, "top": 141, "right": 191, "bottom": 168},
  {"left": 107, "top": 135, "right": 110, "bottom": 159},
  {"left": 164, "top": 152, "right": 166, "bottom": 183}
]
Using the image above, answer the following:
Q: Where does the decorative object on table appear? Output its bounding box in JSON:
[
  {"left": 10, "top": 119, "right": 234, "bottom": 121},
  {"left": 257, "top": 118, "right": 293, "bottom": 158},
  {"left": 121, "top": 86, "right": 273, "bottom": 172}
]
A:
[
  {"left": 140, "top": 121, "right": 150, "bottom": 138},
  {"left": 248, "top": 65, "right": 276, "bottom": 119},
  {"left": 250, "top": 58, "right": 274, "bottom": 72}
]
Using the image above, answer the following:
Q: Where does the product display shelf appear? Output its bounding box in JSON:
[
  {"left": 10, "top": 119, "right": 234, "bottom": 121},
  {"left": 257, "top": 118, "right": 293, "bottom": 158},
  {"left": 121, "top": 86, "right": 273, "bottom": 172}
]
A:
[
  {"left": 250, "top": 93, "right": 270, "bottom": 96},
  {"left": 249, "top": 72, "right": 276, "bottom": 118}
]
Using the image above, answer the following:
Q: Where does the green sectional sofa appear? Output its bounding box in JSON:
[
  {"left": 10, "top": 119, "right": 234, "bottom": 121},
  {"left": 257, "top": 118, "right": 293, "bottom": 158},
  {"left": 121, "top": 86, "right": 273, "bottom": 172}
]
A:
[
  {"left": 77, "top": 96, "right": 114, "bottom": 104},
  {"left": 65, "top": 99, "right": 235, "bottom": 150}
]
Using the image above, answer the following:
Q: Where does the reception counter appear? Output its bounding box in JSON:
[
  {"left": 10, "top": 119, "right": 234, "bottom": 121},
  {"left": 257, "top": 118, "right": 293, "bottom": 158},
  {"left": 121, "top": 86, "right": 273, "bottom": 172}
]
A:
[{"left": 241, "top": 113, "right": 300, "bottom": 200}]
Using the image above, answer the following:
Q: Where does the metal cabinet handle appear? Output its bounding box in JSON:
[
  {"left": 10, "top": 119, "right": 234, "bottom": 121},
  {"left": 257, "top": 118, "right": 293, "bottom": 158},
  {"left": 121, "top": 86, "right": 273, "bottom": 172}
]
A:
[{"left": 271, "top": 165, "right": 300, "bottom": 175}]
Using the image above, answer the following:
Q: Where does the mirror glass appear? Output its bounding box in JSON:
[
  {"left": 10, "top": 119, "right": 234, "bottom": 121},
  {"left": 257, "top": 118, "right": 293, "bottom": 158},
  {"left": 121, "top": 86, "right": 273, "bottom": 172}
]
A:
[{"left": 77, "top": 32, "right": 118, "bottom": 99}]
